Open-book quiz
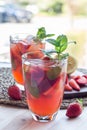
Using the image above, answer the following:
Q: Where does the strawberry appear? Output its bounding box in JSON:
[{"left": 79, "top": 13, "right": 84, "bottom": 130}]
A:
[
  {"left": 83, "top": 75, "right": 87, "bottom": 79},
  {"left": 8, "top": 85, "right": 22, "bottom": 100},
  {"left": 64, "top": 83, "right": 73, "bottom": 91},
  {"left": 65, "top": 75, "right": 69, "bottom": 84},
  {"left": 64, "top": 75, "right": 73, "bottom": 91},
  {"left": 69, "top": 79, "right": 80, "bottom": 91},
  {"left": 66, "top": 102, "right": 83, "bottom": 118},
  {"left": 71, "top": 75, "right": 81, "bottom": 81},
  {"left": 76, "top": 76, "right": 87, "bottom": 85},
  {"left": 42, "top": 56, "right": 51, "bottom": 61}
]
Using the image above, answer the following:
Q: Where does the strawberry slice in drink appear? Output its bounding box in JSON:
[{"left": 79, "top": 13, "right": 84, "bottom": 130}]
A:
[
  {"left": 43, "top": 76, "right": 62, "bottom": 95},
  {"left": 38, "top": 78, "right": 51, "bottom": 94},
  {"left": 38, "top": 65, "right": 62, "bottom": 94},
  {"left": 30, "top": 66, "right": 45, "bottom": 86},
  {"left": 16, "top": 40, "right": 31, "bottom": 54},
  {"left": 10, "top": 43, "right": 21, "bottom": 59},
  {"left": 10, "top": 44, "right": 22, "bottom": 69},
  {"left": 42, "top": 56, "right": 51, "bottom": 61}
]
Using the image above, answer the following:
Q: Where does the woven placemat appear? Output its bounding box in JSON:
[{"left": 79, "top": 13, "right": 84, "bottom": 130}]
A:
[{"left": 0, "top": 67, "right": 87, "bottom": 109}]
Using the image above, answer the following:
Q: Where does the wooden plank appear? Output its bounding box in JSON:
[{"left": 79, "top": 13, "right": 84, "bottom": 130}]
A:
[{"left": 0, "top": 105, "right": 87, "bottom": 130}]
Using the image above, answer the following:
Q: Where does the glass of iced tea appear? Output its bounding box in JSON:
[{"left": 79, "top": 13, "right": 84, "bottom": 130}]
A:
[
  {"left": 22, "top": 50, "right": 67, "bottom": 122},
  {"left": 10, "top": 34, "right": 45, "bottom": 90}
]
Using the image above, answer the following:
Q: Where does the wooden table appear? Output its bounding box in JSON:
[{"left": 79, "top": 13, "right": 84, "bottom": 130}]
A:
[{"left": 0, "top": 104, "right": 87, "bottom": 130}]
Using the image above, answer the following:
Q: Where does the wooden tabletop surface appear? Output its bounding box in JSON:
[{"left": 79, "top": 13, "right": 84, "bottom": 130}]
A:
[{"left": 0, "top": 104, "right": 87, "bottom": 130}]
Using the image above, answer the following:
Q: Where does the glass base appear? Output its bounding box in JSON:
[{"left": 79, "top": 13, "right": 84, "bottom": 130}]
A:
[
  {"left": 31, "top": 111, "right": 58, "bottom": 122},
  {"left": 15, "top": 82, "right": 25, "bottom": 91}
]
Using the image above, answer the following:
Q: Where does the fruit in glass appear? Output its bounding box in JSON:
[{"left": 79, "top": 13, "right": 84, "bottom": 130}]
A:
[
  {"left": 22, "top": 51, "right": 67, "bottom": 122},
  {"left": 10, "top": 34, "right": 45, "bottom": 87}
]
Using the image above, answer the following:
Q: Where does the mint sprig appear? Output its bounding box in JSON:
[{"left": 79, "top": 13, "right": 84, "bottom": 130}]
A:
[
  {"left": 36, "top": 27, "right": 55, "bottom": 40},
  {"left": 46, "top": 34, "right": 76, "bottom": 59},
  {"left": 46, "top": 35, "right": 68, "bottom": 53}
]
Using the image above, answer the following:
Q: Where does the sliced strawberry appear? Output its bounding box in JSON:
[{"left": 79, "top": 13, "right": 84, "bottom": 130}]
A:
[
  {"left": 83, "top": 75, "right": 87, "bottom": 79},
  {"left": 64, "top": 83, "right": 73, "bottom": 91},
  {"left": 16, "top": 41, "right": 31, "bottom": 54},
  {"left": 71, "top": 75, "right": 81, "bottom": 81},
  {"left": 65, "top": 75, "right": 69, "bottom": 84},
  {"left": 76, "top": 76, "right": 87, "bottom": 85},
  {"left": 69, "top": 79, "right": 80, "bottom": 91}
]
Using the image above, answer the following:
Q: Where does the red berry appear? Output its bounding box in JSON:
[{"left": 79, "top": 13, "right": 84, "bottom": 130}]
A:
[
  {"left": 66, "top": 102, "right": 82, "bottom": 118},
  {"left": 69, "top": 79, "right": 80, "bottom": 91},
  {"left": 64, "top": 75, "right": 73, "bottom": 91},
  {"left": 72, "top": 75, "right": 81, "bottom": 81},
  {"left": 8, "top": 85, "right": 22, "bottom": 100},
  {"left": 64, "top": 83, "right": 73, "bottom": 91},
  {"left": 83, "top": 75, "right": 87, "bottom": 79},
  {"left": 42, "top": 56, "right": 51, "bottom": 61},
  {"left": 76, "top": 76, "right": 87, "bottom": 85},
  {"left": 65, "top": 75, "right": 69, "bottom": 84}
]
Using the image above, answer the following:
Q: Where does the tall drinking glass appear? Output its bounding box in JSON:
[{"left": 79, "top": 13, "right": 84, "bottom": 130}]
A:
[
  {"left": 10, "top": 34, "right": 45, "bottom": 90},
  {"left": 22, "top": 50, "right": 67, "bottom": 122}
]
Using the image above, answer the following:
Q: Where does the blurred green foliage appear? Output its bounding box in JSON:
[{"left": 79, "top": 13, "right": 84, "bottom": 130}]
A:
[
  {"left": 38, "top": 0, "right": 64, "bottom": 15},
  {"left": 14, "top": 0, "right": 87, "bottom": 16},
  {"left": 18, "top": 1, "right": 29, "bottom": 6},
  {"left": 42, "top": 1, "right": 63, "bottom": 14}
]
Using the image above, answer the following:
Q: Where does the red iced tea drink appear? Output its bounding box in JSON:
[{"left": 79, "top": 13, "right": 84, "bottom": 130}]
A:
[
  {"left": 10, "top": 35, "right": 45, "bottom": 86},
  {"left": 22, "top": 51, "right": 67, "bottom": 121}
]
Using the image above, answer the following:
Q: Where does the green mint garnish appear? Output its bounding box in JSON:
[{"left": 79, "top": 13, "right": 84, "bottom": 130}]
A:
[
  {"left": 46, "top": 34, "right": 76, "bottom": 59},
  {"left": 36, "top": 27, "right": 55, "bottom": 40},
  {"left": 46, "top": 35, "right": 68, "bottom": 53}
]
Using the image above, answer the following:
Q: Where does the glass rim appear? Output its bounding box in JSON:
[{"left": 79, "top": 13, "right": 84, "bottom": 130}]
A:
[
  {"left": 10, "top": 33, "right": 34, "bottom": 43},
  {"left": 10, "top": 33, "right": 33, "bottom": 36},
  {"left": 22, "top": 50, "right": 68, "bottom": 62}
]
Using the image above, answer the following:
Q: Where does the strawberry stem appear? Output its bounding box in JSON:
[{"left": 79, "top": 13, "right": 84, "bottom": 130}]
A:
[{"left": 76, "top": 98, "right": 83, "bottom": 107}]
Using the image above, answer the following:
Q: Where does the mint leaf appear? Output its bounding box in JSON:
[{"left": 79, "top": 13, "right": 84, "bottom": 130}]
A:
[
  {"left": 36, "top": 27, "right": 54, "bottom": 40},
  {"left": 26, "top": 79, "right": 40, "bottom": 98},
  {"left": 29, "top": 86, "right": 40, "bottom": 98},
  {"left": 47, "top": 66, "right": 61, "bottom": 80},
  {"left": 46, "top": 39, "right": 56, "bottom": 46},
  {"left": 45, "top": 34, "right": 55, "bottom": 38},
  {"left": 36, "top": 27, "right": 46, "bottom": 40},
  {"left": 56, "top": 35, "right": 67, "bottom": 46},
  {"left": 55, "top": 35, "right": 68, "bottom": 53}
]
